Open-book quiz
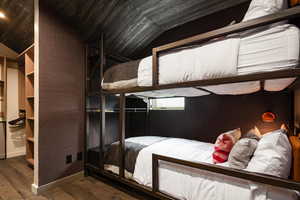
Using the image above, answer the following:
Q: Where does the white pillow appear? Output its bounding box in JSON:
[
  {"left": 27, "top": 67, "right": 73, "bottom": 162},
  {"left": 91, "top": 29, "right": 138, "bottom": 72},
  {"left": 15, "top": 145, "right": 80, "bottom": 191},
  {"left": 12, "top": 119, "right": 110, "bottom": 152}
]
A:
[
  {"left": 242, "top": 0, "right": 288, "bottom": 22},
  {"left": 245, "top": 129, "right": 292, "bottom": 178}
]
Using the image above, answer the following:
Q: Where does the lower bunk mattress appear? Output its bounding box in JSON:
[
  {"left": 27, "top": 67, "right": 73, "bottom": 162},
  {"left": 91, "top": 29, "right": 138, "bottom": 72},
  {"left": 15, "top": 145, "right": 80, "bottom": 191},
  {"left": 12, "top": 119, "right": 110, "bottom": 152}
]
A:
[
  {"left": 102, "top": 24, "right": 300, "bottom": 97},
  {"left": 88, "top": 136, "right": 299, "bottom": 200}
]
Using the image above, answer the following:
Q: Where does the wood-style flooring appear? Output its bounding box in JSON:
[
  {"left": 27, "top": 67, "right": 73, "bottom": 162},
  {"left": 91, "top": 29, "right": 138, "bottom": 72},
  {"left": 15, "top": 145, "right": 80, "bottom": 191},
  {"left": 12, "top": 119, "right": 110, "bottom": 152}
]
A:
[{"left": 0, "top": 156, "right": 143, "bottom": 200}]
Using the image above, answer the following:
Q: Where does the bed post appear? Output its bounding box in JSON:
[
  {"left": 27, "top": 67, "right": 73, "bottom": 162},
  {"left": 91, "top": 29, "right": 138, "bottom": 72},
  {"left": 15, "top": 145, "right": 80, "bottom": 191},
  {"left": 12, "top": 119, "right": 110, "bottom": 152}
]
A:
[
  {"left": 152, "top": 48, "right": 159, "bottom": 86},
  {"left": 152, "top": 154, "right": 159, "bottom": 193},
  {"left": 119, "top": 93, "right": 126, "bottom": 178},
  {"left": 100, "top": 33, "right": 105, "bottom": 171}
]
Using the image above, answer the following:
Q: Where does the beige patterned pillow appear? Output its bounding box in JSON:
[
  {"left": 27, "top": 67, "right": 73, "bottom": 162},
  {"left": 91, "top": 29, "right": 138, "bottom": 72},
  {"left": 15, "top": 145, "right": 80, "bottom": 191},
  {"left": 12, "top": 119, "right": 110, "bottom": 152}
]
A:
[{"left": 228, "top": 130, "right": 260, "bottom": 169}]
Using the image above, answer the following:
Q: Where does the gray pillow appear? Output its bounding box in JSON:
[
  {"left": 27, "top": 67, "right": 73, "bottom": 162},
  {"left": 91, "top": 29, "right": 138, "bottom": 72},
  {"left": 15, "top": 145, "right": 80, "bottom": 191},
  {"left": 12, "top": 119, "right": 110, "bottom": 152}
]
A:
[{"left": 228, "top": 132, "right": 259, "bottom": 169}]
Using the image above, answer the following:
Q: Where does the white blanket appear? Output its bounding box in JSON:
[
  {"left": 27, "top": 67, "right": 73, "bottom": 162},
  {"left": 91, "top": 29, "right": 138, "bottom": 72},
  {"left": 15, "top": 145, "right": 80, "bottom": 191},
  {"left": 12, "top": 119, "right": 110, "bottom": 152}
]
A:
[
  {"left": 137, "top": 38, "right": 240, "bottom": 86},
  {"left": 133, "top": 138, "right": 298, "bottom": 200}
]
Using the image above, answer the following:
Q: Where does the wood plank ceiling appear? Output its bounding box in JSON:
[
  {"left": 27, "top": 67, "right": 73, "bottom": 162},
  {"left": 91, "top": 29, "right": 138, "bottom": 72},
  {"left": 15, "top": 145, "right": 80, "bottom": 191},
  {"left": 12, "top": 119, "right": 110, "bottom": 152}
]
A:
[
  {"left": 0, "top": 0, "right": 249, "bottom": 57},
  {"left": 0, "top": 0, "right": 33, "bottom": 53}
]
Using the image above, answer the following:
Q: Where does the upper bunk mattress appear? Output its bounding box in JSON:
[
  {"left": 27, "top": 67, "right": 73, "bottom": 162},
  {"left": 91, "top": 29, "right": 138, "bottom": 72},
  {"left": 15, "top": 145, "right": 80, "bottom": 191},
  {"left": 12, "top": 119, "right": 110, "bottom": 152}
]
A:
[{"left": 102, "top": 24, "right": 300, "bottom": 91}]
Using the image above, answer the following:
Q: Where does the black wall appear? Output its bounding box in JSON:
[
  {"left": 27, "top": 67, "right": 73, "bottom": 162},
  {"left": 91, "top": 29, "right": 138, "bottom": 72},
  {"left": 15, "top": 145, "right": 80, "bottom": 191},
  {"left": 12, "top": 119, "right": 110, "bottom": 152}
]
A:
[
  {"left": 134, "top": 2, "right": 251, "bottom": 59},
  {"left": 126, "top": 91, "right": 292, "bottom": 143}
]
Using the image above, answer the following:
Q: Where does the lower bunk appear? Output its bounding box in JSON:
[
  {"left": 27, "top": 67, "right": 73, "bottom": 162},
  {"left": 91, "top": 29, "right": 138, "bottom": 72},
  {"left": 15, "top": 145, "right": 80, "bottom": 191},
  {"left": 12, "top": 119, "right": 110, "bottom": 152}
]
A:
[{"left": 87, "top": 128, "right": 300, "bottom": 200}]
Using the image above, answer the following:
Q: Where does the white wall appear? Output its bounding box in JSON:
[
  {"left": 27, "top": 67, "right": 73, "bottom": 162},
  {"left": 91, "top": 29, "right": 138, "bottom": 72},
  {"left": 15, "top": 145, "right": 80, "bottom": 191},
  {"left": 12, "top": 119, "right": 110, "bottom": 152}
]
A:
[{"left": 6, "top": 66, "right": 26, "bottom": 158}]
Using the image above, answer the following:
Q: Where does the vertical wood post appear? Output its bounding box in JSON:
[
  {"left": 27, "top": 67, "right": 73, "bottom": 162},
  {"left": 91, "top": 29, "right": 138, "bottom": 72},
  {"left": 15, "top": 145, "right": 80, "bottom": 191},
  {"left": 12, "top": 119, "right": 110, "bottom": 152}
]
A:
[
  {"left": 152, "top": 154, "right": 159, "bottom": 192},
  {"left": 100, "top": 94, "right": 105, "bottom": 170},
  {"left": 99, "top": 33, "right": 105, "bottom": 171},
  {"left": 152, "top": 49, "right": 159, "bottom": 86},
  {"left": 84, "top": 45, "right": 88, "bottom": 175},
  {"left": 3, "top": 57, "right": 7, "bottom": 159},
  {"left": 119, "top": 93, "right": 126, "bottom": 178}
]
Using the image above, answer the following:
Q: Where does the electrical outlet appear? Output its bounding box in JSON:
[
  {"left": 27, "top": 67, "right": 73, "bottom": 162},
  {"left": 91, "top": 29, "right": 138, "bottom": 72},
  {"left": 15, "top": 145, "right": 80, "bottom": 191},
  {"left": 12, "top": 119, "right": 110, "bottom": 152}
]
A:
[
  {"left": 66, "top": 155, "right": 72, "bottom": 164},
  {"left": 77, "top": 152, "right": 83, "bottom": 161}
]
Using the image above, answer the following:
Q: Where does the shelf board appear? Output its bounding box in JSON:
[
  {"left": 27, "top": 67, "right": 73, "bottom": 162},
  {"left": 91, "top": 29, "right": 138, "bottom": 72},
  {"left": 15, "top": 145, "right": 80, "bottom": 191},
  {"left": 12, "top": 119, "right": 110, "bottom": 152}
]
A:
[
  {"left": 26, "top": 158, "right": 34, "bottom": 166},
  {"left": 27, "top": 137, "right": 34, "bottom": 143},
  {"left": 26, "top": 71, "right": 34, "bottom": 77},
  {"left": 27, "top": 117, "right": 34, "bottom": 121},
  {"left": 27, "top": 96, "right": 34, "bottom": 100}
]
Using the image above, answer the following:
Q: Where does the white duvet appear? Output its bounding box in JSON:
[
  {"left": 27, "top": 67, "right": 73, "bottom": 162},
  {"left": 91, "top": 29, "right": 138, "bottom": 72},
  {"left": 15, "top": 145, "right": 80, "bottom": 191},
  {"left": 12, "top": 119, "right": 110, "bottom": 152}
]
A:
[
  {"left": 132, "top": 137, "right": 298, "bottom": 200},
  {"left": 138, "top": 37, "right": 240, "bottom": 87}
]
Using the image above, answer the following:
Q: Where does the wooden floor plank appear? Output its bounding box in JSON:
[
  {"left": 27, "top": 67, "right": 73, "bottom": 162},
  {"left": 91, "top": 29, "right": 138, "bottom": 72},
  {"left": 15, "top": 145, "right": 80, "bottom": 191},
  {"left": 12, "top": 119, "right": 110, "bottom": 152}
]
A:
[
  {"left": 6, "top": 157, "right": 33, "bottom": 180},
  {"left": 0, "top": 161, "right": 47, "bottom": 200},
  {"left": 73, "top": 178, "right": 139, "bottom": 200},
  {"left": 60, "top": 181, "right": 99, "bottom": 200},
  {"left": 0, "top": 173, "right": 23, "bottom": 200},
  {"left": 42, "top": 188, "right": 75, "bottom": 200},
  {"left": 0, "top": 157, "right": 142, "bottom": 200}
]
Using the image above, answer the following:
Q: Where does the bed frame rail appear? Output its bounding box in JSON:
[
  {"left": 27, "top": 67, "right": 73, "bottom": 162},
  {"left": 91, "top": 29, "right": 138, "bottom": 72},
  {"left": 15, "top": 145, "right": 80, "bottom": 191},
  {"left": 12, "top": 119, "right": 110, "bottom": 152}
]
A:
[{"left": 152, "top": 154, "right": 300, "bottom": 196}]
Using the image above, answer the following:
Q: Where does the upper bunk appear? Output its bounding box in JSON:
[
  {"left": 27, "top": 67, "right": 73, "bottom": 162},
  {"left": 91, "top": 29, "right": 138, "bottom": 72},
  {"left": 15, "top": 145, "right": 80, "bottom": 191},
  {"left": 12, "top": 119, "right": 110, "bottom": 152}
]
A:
[{"left": 101, "top": 1, "right": 300, "bottom": 97}]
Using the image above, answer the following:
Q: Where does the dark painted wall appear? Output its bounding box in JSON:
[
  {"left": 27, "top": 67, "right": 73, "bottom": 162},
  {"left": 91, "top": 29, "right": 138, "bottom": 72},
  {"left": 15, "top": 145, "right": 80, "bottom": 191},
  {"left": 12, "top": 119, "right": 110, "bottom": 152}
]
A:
[
  {"left": 38, "top": 4, "right": 85, "bottom": 185},
  {"left": 134, "top": 2, "right": 250, "bottom": 59},
  {"left": 127, "top": 91, "right": 292, "bottom": 143}
]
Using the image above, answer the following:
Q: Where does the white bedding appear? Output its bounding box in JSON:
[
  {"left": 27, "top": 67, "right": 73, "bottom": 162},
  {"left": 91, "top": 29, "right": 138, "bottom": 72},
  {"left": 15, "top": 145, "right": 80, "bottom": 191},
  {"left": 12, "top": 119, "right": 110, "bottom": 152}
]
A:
[
  {"left": 138, "top": 37, "right": 240, "bottom": 86},
  {"left": 103, "top": 24, "right": 299, "bottom": 97},
  {"left": 137, "top": 24, "right": 299, "bottom": 89},
  {"left": 129, "top": 137, "right": 298, "bottom": 200}
]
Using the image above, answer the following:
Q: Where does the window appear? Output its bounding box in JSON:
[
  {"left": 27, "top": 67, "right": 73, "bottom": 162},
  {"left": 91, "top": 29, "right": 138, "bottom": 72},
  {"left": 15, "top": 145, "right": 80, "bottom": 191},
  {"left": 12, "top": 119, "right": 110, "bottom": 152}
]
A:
[{"left": 149, "top": 97, "right": 185, "bottom": 110}]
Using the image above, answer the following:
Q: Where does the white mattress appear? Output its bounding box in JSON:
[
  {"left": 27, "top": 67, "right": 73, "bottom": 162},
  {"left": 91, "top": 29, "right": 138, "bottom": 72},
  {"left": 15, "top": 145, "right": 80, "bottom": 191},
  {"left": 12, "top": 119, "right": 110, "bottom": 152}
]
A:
[
  {"left": 199, "top": 24, "right": 299, "bottom": 95},
  {"left": 237, "top": 24, "right": 299, "bottom": 74},
  {"left": 132, "top": 137, "right": 298, "bottom": 200}
]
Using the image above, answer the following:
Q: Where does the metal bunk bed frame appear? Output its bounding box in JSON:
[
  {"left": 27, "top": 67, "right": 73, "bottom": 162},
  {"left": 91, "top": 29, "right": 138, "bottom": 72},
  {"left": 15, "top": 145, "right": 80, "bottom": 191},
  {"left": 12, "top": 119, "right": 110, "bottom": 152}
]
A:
[{"left": 85, "top": 6, "right": 300, "bottom": 200}]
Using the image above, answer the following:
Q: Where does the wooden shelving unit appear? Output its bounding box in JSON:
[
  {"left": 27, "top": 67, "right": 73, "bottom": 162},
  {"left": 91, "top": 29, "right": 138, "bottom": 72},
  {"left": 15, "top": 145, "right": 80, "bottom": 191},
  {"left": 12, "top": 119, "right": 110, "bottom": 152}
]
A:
[
  {"left": 24, "top": 45, "right": 34, "bottom": 167},
  {"left": 0, "top": 57, "right": 7, "bottom": 123},
  {"left": 27, "top": 96, "right": 34, "bottom": 100},
  {"left": 0, "top": 57, "right": 7, "bottom": 160},
  {"left": 27, "top": 137, "right": 34, "bottom": 142},
  {"left": 26, "top": 158, "right": 34, "bottom": 166},
  {"left": 26, "top": 71, "right": 34, "bottom": 77}
]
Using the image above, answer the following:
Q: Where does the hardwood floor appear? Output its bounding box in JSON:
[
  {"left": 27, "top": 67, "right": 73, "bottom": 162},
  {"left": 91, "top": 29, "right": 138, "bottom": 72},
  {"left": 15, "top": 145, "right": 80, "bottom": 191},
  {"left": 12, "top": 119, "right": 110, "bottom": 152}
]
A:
[{"left": 0, "top": 156, "right": 143, "bottom": 200}]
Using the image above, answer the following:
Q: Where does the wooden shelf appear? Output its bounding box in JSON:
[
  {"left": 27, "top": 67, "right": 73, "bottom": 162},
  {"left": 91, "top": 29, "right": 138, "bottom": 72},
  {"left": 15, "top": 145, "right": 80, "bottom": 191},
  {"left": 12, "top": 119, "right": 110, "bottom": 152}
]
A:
[
  {"left": 26, "top": 71, "right": 34, "bottom": 77},
  {"left": 27, "top": 96, "right": 34, "bottom": 100},
  {"left": 27, "top": 137, "right": 34, "bottom": 143},
  {"left": 24, "top": 44, "right": 34, "bottom": 170},
  {"left": 26, "top": 158, "right": 34, "bottom": 166}
]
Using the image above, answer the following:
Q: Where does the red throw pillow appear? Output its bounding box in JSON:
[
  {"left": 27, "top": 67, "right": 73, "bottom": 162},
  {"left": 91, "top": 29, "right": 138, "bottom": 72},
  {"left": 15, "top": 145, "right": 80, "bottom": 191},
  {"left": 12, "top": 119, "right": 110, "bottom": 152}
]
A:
[{"left": 213, "top": 128, "right": 241, "bottom": 164}]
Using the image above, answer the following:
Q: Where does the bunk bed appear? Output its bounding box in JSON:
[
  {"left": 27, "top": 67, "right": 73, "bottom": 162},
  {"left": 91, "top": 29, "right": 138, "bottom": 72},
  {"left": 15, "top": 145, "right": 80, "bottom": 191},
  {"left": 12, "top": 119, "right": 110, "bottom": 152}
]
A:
[{"left": 86, "top": 1, "right": 300, "bottom": 200}]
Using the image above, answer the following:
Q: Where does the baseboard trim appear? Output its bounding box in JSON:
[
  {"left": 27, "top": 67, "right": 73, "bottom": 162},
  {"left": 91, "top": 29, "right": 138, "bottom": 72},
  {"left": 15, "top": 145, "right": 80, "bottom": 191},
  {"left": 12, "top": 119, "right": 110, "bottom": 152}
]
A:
[
  {"left": 32, "top": 171, "right": 84, "bottom": 195},
  {"left": 7, "top": 151, "right": 25, "bottom": 158}
]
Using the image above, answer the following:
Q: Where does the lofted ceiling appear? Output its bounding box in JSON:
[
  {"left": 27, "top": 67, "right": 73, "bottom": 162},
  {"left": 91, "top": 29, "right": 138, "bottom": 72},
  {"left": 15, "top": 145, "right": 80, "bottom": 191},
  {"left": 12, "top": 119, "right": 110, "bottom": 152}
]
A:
[{"left": 0, "top": 0, "right": 250, "bottom": 57}]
